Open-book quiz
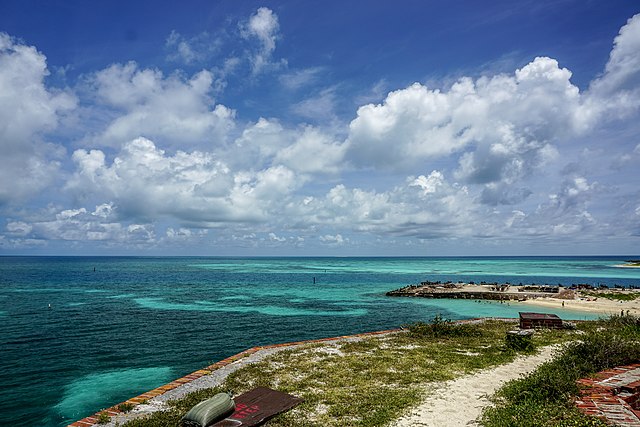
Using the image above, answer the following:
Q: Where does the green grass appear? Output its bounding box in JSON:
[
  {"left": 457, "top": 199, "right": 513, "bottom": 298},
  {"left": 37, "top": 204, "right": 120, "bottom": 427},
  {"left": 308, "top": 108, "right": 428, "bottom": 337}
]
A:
[
  {"left": 124, "top": 319, "right": 575, "bottom": 427},
  {"left": 582, "top": 291, "right": 640, "bottom": 301},
  {"left": 481, "top": 315, "right": 640, "bottom": 427},
  {"left": 118, "top": 402, "right": 135, "bottom": 413},
  {"left": 403, "top": 314, "right": 484, "bottom": 339},
  {"left": 96, "top": 412, "right": 110, "bottom": 424}
]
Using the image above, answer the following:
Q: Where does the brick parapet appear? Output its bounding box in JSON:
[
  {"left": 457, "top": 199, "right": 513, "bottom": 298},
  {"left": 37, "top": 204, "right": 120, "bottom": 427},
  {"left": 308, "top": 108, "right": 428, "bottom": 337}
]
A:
[{"left": 575, "top": 363, "right": 640, "bottom": 426}]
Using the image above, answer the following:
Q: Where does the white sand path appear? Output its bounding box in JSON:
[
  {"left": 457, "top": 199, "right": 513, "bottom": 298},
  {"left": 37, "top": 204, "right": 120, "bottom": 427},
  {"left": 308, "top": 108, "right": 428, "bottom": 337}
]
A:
[
  {"left": 518, "top": 297, "right": 640, "bottom": 316},
  {"left": 393, "top": 344, "right": 559, "bottom": 427}
]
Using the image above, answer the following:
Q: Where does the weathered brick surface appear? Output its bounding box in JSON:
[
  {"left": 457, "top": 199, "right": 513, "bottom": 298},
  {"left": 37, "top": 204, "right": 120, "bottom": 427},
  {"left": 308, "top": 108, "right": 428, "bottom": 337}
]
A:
[{"left": 576, "top": 364, "right": 640, "bottom": 426}]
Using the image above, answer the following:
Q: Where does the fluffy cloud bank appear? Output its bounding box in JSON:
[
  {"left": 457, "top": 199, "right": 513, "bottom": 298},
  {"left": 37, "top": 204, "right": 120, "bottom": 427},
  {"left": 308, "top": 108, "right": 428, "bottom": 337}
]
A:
[
  {"left": 4, "top": 204, "right": 154, "bottom": 244},
  {"left": 344, "top": 13, "right": 640, "bottom": 217},
  {"left": 588, "top": 13, "right": 640, "bottom": 106},
  {"left": 346, "top": 57, "right": 578, "bottom": 175},
  {"left": 2, "top": 12, "right": 640, "bottom": 253},
  {"left": 68, "top": 137, "right": 301, "bottom": 225},
  {"left": 86, "top": 62, "right": 235, "bottom": 148},
  {"left": 0, "top": 33, "right": 76, "bottom": 205},
  {"left": 346, "top": 15, "right": 640, "bottom": 178},
  {"left": 300, "top": 171, "right": 479, "bottom": 239}
]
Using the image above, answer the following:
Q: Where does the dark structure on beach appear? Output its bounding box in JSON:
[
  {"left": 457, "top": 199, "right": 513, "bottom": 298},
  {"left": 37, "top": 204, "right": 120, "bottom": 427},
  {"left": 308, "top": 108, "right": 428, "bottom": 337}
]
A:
[{"left": 519, "top": 312, "right": 563, "bottom": 329}]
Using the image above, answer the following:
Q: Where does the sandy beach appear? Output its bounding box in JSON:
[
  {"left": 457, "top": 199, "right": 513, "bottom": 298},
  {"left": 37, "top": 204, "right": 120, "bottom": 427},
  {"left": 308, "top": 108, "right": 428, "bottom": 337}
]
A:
[
  {"left": 613, "top": 263, "right": 640, "bottom": 268},
  {"left": 388, "top": 281, "right": 640, "bottom": 316},
  {"left": 518, "top": 295, "right": 640, "bottom": 316}
]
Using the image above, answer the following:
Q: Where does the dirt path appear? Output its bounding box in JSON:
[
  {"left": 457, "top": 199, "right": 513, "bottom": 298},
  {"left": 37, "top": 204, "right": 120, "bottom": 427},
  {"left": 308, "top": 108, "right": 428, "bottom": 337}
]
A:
[{"left": 393, "top": 345, "right": 559, "bottom": 427}]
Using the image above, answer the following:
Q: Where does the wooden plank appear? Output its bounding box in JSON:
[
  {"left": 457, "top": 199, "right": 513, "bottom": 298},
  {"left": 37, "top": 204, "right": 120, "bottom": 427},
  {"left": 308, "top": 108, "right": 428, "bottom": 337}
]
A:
[{"left": 211, "top": 387, "right": 303, "bottom": 427}]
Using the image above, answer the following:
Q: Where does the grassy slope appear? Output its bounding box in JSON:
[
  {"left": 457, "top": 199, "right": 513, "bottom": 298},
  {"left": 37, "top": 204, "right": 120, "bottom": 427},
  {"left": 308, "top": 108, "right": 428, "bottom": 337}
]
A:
[
  {"left": 124, "top": 319, "right": 573, "bottom": 427},
  {"left": 481, "top": 315, "right": 640, "bottom": 427}
]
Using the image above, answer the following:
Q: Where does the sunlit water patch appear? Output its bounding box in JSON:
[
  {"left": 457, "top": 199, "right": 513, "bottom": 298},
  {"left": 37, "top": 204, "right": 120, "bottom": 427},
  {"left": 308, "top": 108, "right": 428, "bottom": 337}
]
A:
[
  {"left": 54, "top": 367, "right": 173, "bottom": 423},
  {"left": 218, "top": 295, "right": 252, "bottom": 301},
  {"left": 396, "top": 297, "right": 601, "bottom": 321},
  {"left": 134, "top": 297, "right": 368, "bottom": 316},
  {"left": 188, "top": 257, "right": 640, "bottom": 280},
  {"left": 8, "top": 287, "right": 85, "bottom": 293},
  {"left": 107, "top": 293, "right": 137, "bottom": 299}
]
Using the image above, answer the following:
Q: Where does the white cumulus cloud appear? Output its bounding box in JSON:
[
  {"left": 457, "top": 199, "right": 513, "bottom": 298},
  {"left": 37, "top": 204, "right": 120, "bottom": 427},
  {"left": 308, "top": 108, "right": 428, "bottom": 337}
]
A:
[
  {"left": 5, "top": 205, "right": 157, "bottom": 245},
  {"left": 68, "top": 137, "right": 304, "bottom": 226},
  {"left": 240, "top": 7, "right": 284, "bottom": 75},
  {"left": 589, "top": 14, "right": 640, "bottom": 100},
  {"left": 319, "top": 234, "right": 347, "bottom": 245},
  {"left": 296, "top": 171, "right": 477, "bottom": 239},
  {"left": 86, "top": 62, "right": 235, "bottom": 148},
  {"left": 347, "top": 57, "right": 580, "bottom": 182},
  {"left": 0, "top": 33, "right": 76, "bottom": 205},
  {"left": 275, "top": 127, "right": 346, "bottom": 174}
]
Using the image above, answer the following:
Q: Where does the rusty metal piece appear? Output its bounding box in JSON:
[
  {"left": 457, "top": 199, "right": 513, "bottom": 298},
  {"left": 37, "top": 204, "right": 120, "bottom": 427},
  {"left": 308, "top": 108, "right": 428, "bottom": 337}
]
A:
[{"left": 211, "top": 387, "right": 303, "bottom": 427}]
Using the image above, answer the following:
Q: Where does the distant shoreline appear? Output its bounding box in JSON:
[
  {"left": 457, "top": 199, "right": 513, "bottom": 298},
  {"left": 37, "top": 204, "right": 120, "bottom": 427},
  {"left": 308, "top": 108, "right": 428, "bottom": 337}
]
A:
[
  {"left": 387, "top": 282, "right": 640, "bottom": 316},
  {"left": 614, "top": 263, "right": 640, "bottom": 268},
  {"left": 517, "top": 296, "right": 640, "bottom": 316}
]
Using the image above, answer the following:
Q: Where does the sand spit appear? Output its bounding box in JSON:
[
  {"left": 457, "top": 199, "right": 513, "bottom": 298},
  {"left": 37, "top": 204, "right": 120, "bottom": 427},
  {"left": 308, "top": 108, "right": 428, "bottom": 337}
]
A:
[
  {"left": 517, "top": 295, "right": 640, "bottom": 316},
  {"left": 388, "top": 282, "right": 640, "bottom": 316},
  {"left": 392, "top": 344, "right": 560, "bottom": 427},
  {"left": 387, "top": 282, "right": 550, "bottom": 301}
]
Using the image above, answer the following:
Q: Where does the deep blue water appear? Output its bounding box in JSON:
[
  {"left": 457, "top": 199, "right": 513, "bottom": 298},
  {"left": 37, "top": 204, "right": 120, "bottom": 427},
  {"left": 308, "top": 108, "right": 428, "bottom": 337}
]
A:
[{"left": 1, "top": 256, "right": 639, "bottom": 426}]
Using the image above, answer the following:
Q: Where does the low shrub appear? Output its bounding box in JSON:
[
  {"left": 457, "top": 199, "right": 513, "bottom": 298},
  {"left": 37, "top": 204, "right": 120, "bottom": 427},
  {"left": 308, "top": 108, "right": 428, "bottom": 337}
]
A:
[
  {"left": 96, "top": 412, "right": 110, "bottom": 424},
  {"left": 119, "top": 402, "right": 135, "bottom": 413},
  {"left": 405, "top": 314, "right": 482, "bottom": 339},
  {"left": 504, "top": 331, "right": 535, "bottom": 352}
]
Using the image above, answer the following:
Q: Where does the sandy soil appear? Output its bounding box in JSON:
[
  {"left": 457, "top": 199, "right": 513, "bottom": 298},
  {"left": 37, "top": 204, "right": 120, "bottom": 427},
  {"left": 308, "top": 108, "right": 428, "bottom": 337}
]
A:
[
  {"left": 393, "top": 345, "right": 559, "bottom": 427},
  {"left": 455, "top": 282, "right": 640, "bottom": 316},
  {"left": 518, "top": 296, "right": 640, "bottom": 316}
]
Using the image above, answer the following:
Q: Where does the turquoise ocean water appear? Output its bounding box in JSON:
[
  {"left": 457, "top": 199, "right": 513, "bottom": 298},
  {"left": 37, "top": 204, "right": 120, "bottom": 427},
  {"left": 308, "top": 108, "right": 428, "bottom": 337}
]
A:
[{"left": 1, "top": 256, "right": 639, "bottom": 426}]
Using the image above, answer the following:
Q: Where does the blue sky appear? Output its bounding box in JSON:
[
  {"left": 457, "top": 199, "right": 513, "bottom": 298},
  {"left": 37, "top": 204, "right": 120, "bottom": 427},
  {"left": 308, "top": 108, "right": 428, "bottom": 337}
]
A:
[{"left": 0, "top": 0, "right": 639, "bottom": 256}]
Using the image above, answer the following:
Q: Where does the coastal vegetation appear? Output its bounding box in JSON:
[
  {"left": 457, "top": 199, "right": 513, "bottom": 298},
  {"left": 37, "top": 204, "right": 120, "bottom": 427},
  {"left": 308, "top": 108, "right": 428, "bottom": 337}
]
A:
[
  {"left": 123, "top": 319, "right": 573, "bottom": 427},
  {"left": 97, "top": 412, "right": 110, "bottom": 424},
  {"left": 119, "top": 316, "right": 640, "bottom": 426},
  {"left": 118, "top": 402, "right": 135, "bottom": 413},
  {"left": 582, "top": 291, "right": 640, "bottom": 301},
  {"left": 481, "top": 315, "right": 640, "bottom": 427},
  {"left": 403, "top": 314, "right": 483, "bottom": 338}
]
